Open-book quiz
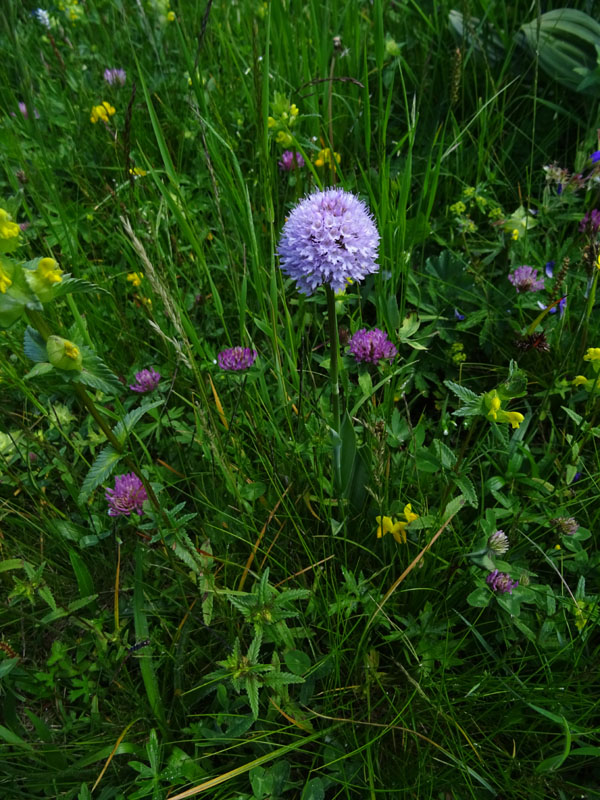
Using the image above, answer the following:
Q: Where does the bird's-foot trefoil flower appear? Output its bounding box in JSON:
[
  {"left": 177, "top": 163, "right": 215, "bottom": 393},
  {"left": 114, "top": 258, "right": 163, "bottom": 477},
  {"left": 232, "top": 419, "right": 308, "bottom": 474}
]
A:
[{"left": 376, "top": 504, "right": 418, "bottom": 544}]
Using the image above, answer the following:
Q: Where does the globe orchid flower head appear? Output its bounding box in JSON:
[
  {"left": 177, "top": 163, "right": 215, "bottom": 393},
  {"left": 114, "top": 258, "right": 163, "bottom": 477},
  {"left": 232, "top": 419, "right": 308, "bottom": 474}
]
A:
[
  {"left": 348, "top": 328, "right": 397, "bottom": 364},
  {"left": 277, "top": 188, "right": 380, "bottom": 295}
]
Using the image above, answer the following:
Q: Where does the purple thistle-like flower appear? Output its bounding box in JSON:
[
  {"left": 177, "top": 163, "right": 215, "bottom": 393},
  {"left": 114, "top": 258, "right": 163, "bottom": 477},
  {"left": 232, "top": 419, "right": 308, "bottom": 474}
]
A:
[
  {"left": 104, "top": 68, "right": 127, "bottom": 86},
  {"left": 105, "top": 472, "right": 147, "bottom": 517},
  {"left": 218, "top": 346, "right": 257, "bottom": 371},
  {"left": 278, "top": 150, "right": 305, "bottom": 171},
  {"left": 579, "top": 209, "right": 600, "bottom": 235},
  {"left": 129, "top": 368, "right": 161, "bottom": 393},
  {"left": 486, "top": 569, "right": 518, "bottom": 594},
  {"left": 348, "top": 328, "right": 397, "bottom": 364},
  {"left": 508, "top": 265, "right": 545, "bottom": 293},
  {"left": 277, "top": 188, "right": 380, "bottom": 296}
]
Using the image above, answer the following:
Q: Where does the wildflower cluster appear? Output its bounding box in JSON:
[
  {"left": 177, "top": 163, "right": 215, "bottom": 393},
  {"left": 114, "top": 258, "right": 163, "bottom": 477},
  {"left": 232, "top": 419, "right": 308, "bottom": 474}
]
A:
[
  {"left": 508, "top": 265, "right": 545, "bottom": 293},
  {"left": 572, "top": 347, "right": 600, "bottom": 392},
  {"left": 267, "top": 91, "right": 299, "bottom": 148},
  {"left": 130, "top": 368, "right": 161, "bottom": 393},
  {"left": 484, "top": 390, "right": 524, "bottom": 429},
  {"left": 448, "top": 184, "right": 503, "bottom": 236},
  {"left": 315, "top": 148, "right": 341, "bottom": 169},
  {"left": 90, "top": 102, "right": 116, "bottom": 124},
  {"left": 105, "top": 473, "right": 147, "bottom": 517}
]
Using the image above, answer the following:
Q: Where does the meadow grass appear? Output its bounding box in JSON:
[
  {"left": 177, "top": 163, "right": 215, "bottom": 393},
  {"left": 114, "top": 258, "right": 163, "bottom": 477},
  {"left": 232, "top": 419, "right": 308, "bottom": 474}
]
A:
[{"left": 1, "top": 1, "right": 600, "bottom": 798}]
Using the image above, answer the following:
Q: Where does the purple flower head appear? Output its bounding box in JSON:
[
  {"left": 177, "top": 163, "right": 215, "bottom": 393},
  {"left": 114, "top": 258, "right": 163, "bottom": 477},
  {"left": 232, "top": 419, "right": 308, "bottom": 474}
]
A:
[
  {"left": 551, "top": 516, "right": 579, "bottom": 536},
  {"left": 278, "top": 150, "right": 305, "bottom": 171},
  {"left": 579, "top": 209, "right": 600, "bottom": 235},
  {"left": 129, "top": 368, "right": 161, "bottom": 393},
  {"left": 486, "top": 569, "right": 518, "bottom": 594},
  {"left": 277, "top": 188, "right": 380, "bottom": 295},
  {"left": 508, "top": 265, "right": 545, "bottom": 293},
  {"left": 218, "top": 346, "right": 257, "bottom": 371},
  {"left": 105, "top": 472, "right": 147, "bottom": 517},
  {"left": 12, "top": 102, "right": 40, "bottom": 119},
  {"left": 572, "top": 471, "right": 582, "bottom": 483},
  {"left": 104, "top": 68, "right": 127, "bottom": 86},
  {"left": 590, "top": 151, "right": 600, "bottom": 164},
  {"left": 348, "top": 328, "right": 397, "bottom": 364}
]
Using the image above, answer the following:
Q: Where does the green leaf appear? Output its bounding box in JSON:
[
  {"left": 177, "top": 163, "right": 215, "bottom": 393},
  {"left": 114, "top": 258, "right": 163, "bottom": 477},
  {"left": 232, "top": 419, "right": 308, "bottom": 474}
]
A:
[
  {"left": 467, "top": 587, "right": 491, "bottom": 607},
  {"left": 76, "top": 353, "right": 122, "bottom": 395},
  {"left": 284, "top": 649, "right": 311, "bottom": 675},
  {"left": 52, "top": 277, "right": 110, "bottom": 299},
  {"left": 431, "top": 438, "right": 457, "bottom": 468},
  {"left": 454, "top": 474, "right": 478, "bottom": 507},
  {"left": 24, "top": 362, "right": 54, "bottom": 380},
  {"left": 301, "top": 778, "right": 325, "bottom": 800},
  {"left": 23, "top": 326, "right": 47, "bottom": 362},
  {"left": 245, "top": 676, "right": 260, "bottom": 719},
  {"left": 444, "top": 379, "right": 480, "bottom": 404},
  {"left": 78, "top": 445, "right": 123, "bottom": 502},
  {"left": 112, "top": 399, "right": 164, "bottom": 446}
]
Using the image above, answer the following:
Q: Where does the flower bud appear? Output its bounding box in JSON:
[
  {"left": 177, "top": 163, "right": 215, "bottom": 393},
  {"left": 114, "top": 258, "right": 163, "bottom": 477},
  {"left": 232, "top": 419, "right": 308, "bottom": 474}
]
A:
[
  {"left": 25, "top": 257, "right": 64, "bottom": 302},
  {"left": 47, "top": 336, "right": 82, "bottom": 371}
]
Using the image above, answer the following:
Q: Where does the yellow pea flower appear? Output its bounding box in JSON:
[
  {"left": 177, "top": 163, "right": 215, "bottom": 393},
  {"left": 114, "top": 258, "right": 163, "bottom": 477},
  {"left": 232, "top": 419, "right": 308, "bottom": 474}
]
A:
[
  {"left": 583, "top": 347, "right": 600, "bottom": 362},
  {"left": 376, "top": 504, "right": 419, "bottom": 544},
  {"left": 37, "top": 257, "right": 63, "bottom": 284},
  {"left": 0, "top": 208, "right": 20, "bottom": 240},
  {"left": 503, "top": 411, "right": 525, "bottom": 429},
  {"left": 127, "top": 272, "right": 143, "bottom": 287}
]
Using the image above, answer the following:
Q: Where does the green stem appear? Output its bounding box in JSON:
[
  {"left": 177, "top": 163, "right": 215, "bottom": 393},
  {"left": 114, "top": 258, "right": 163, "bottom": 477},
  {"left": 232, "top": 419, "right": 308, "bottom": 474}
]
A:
[
  {"left": 326, "top": 286, "right": 341, "bottom": 434},
  {"left": 326, "top": 286, "right": 342, "bottom": 495},
  {"left": 582, "top": 269, "right": 599, "bottom": 354}
]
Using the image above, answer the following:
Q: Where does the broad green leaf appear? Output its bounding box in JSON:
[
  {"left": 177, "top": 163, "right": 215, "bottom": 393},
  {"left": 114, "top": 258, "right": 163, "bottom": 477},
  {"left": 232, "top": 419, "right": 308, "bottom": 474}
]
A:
[{"left": 78, "top": 445, "right": 123, "bottom": 502}]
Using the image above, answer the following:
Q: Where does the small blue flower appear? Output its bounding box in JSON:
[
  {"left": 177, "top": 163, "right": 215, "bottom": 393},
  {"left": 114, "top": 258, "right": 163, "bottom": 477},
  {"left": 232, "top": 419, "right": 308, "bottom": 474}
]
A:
[
  {"left": 454, "top": 308, "right": 465, "bottom": 321},
  {"left": 591, "top": 151, "right": 600, "bottom": 164},
  {"left": 545, "top": 261, "right": 555, "bottom": 278}
]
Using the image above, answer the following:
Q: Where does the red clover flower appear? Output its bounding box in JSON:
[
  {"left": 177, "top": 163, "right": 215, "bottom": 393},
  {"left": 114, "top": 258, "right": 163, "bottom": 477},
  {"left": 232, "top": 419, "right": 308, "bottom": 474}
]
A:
[
  {"left": 278, "top": 150, "right": 305, "bottom": 171},
  {"left": 106, "top": 472, "right": 147, "bottom": 517},
  {"left": 129, "top": 368, "right": 161, "bottom": 393},
  {"left": 508, "top": 265, "right": 545, "bottom": 293},
  {"left": 486, "top": 569, "right": 518, "bottom": 594},
  {"left": 217, "top": 346, "right": 257, "bottom": 371},
  {"left": 348, "top": 328, "right": 397, "bottom": 364},
  {"left": 277, "top": 188, "right": 380, "bottom": 295}
]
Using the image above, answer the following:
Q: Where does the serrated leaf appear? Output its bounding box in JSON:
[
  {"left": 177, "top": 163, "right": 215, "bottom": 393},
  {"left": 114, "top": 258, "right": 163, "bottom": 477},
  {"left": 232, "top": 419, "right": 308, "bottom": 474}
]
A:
[
  {"left": 443, "top": 495, "right": 465, "bottom": 520},
  {"left": 245, "top": 677, "right": 260, "bottom": 719},
  {"left": 562, "top": 406, "right": 584, "bottom": 426},
  {"left": 23, "top": 326, "right": 48, "bottom": 362},
  {"left": 444, "top": 379, "right": 480, "bottom": 404},
  {"left": 432, "top": 439, "right": 457, "bottom": 468},
  {"left": 52, "top": 277, "right": 110, "bottom": 299},
  {"left": 79, "top": 445, "right": 123, "bottom": 502},
  {"left": 454, "top": 474, "right": 478, "bottom": 507},
  {"left": 76, "top": 354, "right": 122, "bottom": 395},
  {"left": 113, "top": 399, "right": 164, "bottom": 446}
]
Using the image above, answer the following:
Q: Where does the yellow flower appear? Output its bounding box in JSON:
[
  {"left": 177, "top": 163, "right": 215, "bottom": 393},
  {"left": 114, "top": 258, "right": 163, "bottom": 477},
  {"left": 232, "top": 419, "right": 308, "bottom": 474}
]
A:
[
  {"left": 267, "top": 116, "right": 276, "bottom": 129},
  {"left": 503, "top": 411, "right": 524, "bottom": 429},
  {"left": 276, "top": 130, "right": 293, "bottom": 147},
  {"left": 596, "top": 253, "right": 600, "bottom": 270},
  {"left": 127, "top": 272, "right": 143, "bottom": 287},
  {"left": 464, "top": 186, "right": 476, "bottom": 198},
  {"left": 449, "top": 201, "right": 466, "bottom": 214},
  {"left": 64, "top": 341, "right": 80, "bottom": 360},
  {"left": 167, "top": 10, "right": 175, "bottom": 20},
  {"left": 129, "top": 167, "right": 147, "bottom": 177},
  {"left": 0, "top": 209, "right": 20, "bottom": 240},
  {"left": 90, "top": 101, "right": 116, "bottom": 124},
  {"left": 583, "top": 347, "right": 600, "bottom": 362},
  {"left": 511, "top": 229, "right": 519, "bottom": 241},
  {"left": 487, "top": 393, "right": 501, "bottom": 420},
  {"left": 37, "top": 257, "right": 63, "bottom": 284},
  {"left": 0, "top": 263, "right": 12, "bottom": 293},
  {"left": 290, "top": 104, "right": 299, "bottom": 117},
  {"left": 572, "top": 375, "right": 589, "bottom": 386},
  {"left": 314, "top": 148, "right": 341, "bottom": 168},
  {"left": 140, "top": 296, "right": 152, "bottom": 308},
  {"left": 376, "top": 504, "right": 418, "bottom": 544}
]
